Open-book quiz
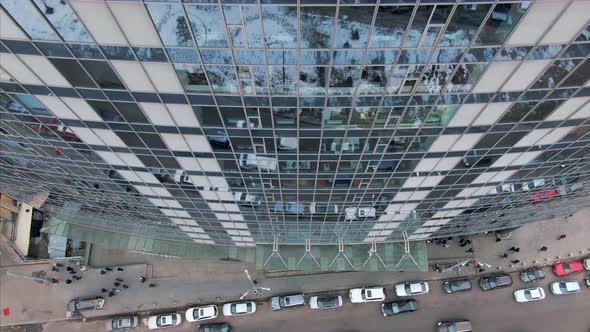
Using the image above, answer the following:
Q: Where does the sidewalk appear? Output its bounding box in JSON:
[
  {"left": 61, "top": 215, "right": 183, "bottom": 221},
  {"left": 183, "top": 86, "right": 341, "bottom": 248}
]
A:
[{"left": 1, "top": 207, "right": 589, "bottom": 326}]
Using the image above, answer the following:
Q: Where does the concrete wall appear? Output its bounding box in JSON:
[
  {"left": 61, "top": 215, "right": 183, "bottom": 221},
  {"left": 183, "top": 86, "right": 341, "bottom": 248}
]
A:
[{"left": 14, "top": 203, "right": 32, "bottom": 256}]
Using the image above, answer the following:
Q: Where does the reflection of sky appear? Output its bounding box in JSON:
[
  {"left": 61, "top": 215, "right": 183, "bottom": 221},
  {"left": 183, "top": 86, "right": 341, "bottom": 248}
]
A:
[
  {"left": 31, "top": 0, "right": 91, "bottom": 42},
  {"left": 2, "top": 0, "right": 60, "bottom": 41}
]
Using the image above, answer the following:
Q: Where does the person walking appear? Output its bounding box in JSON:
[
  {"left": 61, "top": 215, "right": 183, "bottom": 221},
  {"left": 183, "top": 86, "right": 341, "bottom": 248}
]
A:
[
  {"left": 539, "top": 246, "right": 548, "bottom": 251},
  {"left": 514, "top": 247, "right": 520, "bottom": 253},
  {"left": 466, "top": 248, "right": 474, "bottom": 253},
  {"left": 117, "top": 267, "right": 124, "bottom": 271},
  {"left": 511, "top": 260, "right": 520, "bottom": 264},
  {"left": 502, "top": 253, "right": 509, "bottom": 259},
  {"left": 140, "top": 276, "right": 146, "bottom": 283},
  {"left": 101, "top": 288, "right": 107, "bottom": 293},
  {"left": 65, "top": 279, "right": 72, "bottom": 284},
  {"left": 148, "top": 283, "right": 157, "bottom": 288},
  {"left": 114, "top": 282, "right": 121, "bottom": 287},
  {"left": 509, "top": 246, "right": 517, "bottom": 251},
  {"left": 558, "top": 234, "right": 567, "bottom": 240}
]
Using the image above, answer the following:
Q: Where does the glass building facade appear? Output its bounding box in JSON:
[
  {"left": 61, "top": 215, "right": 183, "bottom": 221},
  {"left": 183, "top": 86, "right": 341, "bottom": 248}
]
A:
[{"left": 1, "top": 0, "right": 589, "bottom": 250}]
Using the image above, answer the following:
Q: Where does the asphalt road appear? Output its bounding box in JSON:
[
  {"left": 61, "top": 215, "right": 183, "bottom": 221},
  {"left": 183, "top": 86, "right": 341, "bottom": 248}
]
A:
[{"left": 38, "top": 267, "right": 590, "bottom": 332}]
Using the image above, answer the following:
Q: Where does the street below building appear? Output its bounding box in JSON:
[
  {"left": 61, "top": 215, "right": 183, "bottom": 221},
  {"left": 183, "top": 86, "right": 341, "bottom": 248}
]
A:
[{"left": 35, "top": 268, "right": 590, "bottom": 332}]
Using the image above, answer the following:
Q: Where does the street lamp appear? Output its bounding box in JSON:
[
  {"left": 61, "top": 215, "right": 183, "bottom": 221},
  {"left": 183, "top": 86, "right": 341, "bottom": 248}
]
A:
[{"left": 239, "top": 269, "right": 271, "bottom": 300}]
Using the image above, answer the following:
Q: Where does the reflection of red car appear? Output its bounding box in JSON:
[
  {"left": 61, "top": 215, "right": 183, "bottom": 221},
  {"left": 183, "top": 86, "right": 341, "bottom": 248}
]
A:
[
  {"left": 531, "top": 190, "right": 557, "bottom": 202},
  {"left": 552, "top": 261, "right": 584, "bottom": 276}
]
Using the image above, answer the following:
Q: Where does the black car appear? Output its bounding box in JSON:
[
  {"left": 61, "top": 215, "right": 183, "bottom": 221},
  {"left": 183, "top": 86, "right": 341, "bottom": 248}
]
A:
[
  {"left": 520, "top": 268, "right": 545, "bottom": 282},
  {"left": 443, "top": 279, "right": 472, "bottom": 294},
  {"left": 480, "top": 274, "right": 513, "bottom": 291},
  {"left": 381, "top": 299, "right": 417, "bottom": 317},
  {"left": 198, "top": 323, "right": 231, "bottom": 332}
]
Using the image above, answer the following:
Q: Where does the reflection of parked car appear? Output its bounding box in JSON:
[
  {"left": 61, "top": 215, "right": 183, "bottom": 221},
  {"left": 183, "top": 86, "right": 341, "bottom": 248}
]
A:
[
  {"left": 531, "top": 190, "right": 557, "bottom": 202},
  {"left": 381, "top": 299, "right": 417, "bottom": 316},
  {"left": 437, "top": 320, "right": 472, "bottom": 332},
  {"left": 67, "top": 296, "right": 104, "bottom": 314},
  {"left": 270, "top": 294, "right": 305, "bottom": 311},
  {"left": 514, "top": 287, "right": 545, "bottom": 303},
  {"left": 480, "top": 274, "right": 513, "bottom": 291},
  {"left": 550, "top": 281, "right": 581, "bottom": 295},
  {"left": 522, "top": 178, "right": 545, "bottom": 191},
  {"left": 239, "top": 153, "right": 277, "bottom": 172},
  {"left": 309, "top": 295, "right": 342, "bottom": 310},
  {"left": 275, "top": 201, "right": 305, "bottom": 214},
  {"left": 520, "top": 269, "right": 545, "bottom": 282},
  {"left": 198, "top": 323, "right": 231, "bottom": 332},
  {"left": 309, "top": 202, "right": 338, "bottom": 214},
  {"left": 106, "top": 316, "right": 138, "bottom": 331},
  {"left": 443, "top": 279, "right": 472, "bottom": 294},
  {"left": 234, "top": 192, "right": 261, "bottom": 205},
  {"left": 395, "top": 282, "right": 429, "bottom": 296},
  {"left": 553, "top": 261, "right": 584, "bottom": 276},
  {"left": 147, "top": 313, "right": 181, "bottom": 329}
]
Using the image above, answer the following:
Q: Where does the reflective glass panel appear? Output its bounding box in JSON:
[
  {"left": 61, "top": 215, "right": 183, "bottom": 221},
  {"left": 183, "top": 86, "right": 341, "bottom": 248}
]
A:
[
  {"left": 146, "top": 4, "right": 194, "bottom": 47},
  {"left": 186, "top": 5, "right": 228, "bottom": 48},
  {"left": 300, "top": 7, "right": 335, "bottom": 49},
  {"left": 174, "top": 64, "right": 210, "bottom": 92},
  {"left": 31, "top": 0, "right": 92, "bottom": 42},
  {"left": 1, "top": 0, "right": 60, "bottom": 41},
  {"left": 440, "top": 4, "right": 492, "bottom": 47},
  {"left": 262, "top": 6, "right": 297, "bottom": 48},
  {"left": 475, "top": 2, "right": 530, "bottom": 46},
  {"left": 335, "top": 6, "right": 374, "bottom": 49},
  {"left": 371, "top": 6, "right": 412, "bottom": 48}
]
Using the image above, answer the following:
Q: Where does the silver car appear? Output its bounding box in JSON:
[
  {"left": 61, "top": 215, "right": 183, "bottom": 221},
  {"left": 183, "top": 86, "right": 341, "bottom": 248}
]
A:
[{"left": 106, "top": 316, "right": 138, "bottom": 331}]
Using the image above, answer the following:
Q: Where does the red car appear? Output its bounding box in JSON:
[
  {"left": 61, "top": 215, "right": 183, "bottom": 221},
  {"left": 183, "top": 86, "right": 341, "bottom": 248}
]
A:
[
  {"left": 552, "top": 261, "right": 584, "bottom": 276},
  {"left": 531, "top": 190, "right": 557, "bottom": 202}
]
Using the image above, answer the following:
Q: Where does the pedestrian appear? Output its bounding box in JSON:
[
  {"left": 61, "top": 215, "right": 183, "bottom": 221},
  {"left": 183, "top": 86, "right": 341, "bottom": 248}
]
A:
[
  {"left": 443, "top": 243, "right": 450, "bottom": 248},
  {"left": 122, "top": 284, "right": 129, "bottom": 289},
  {"left": 108, "top": 291, "right": 115, "bottom": 297},
  {"left": 105, "top": 267, "right": 113, "bottom": 271},
  {"left": 114, "top": 282, "right": 120, "bottom": 287},
  {"left": 442, "top": 240, "right": 447, "bottom": 246},
  {"left": 100, "top": 270, "right": 106, "bottom": 275},
  {"left": 117, "top": 267, "right": 124, "bottom": 271},
  {"left": 101, "top": 288, "right": 107, "bottom": 293},
  {"left": 511, "top": 260, "right": 520, "bottom": 264},
  {"left": 115, "top": 278, "right": 123, "bottom": 282},
  {"left": 466, "top": 248, "right": 474, "bottom": 253},
  {"left": 502, "top": 253, "right": 509, "bottom": 259},
  {"left": 66, "top": 267, "right": 73, "bottom": 272},
  {"left": 465, "top": 240, "right": 471, "bottom": 245},
  {"left": 65, "top": 279, "right": 72, "bottom": 284},
  {"left": 514, "top": 247, "right": 520, "bottom": 253},
  {"left": 509, "top": 246, "right": 517, "bottom": 251},
  {"left": 539, "top": 246, "right": 548, "bottom": 251},
  {"left": 496, "top": 238, "right": 502, "bottom": 243},
  {"left": 148, "top": 283, "right": 157, "bottom": 288},
  {"left": 478, "top": 268, "right": 485, "bottom": 273},
  {"left": 140, "top": 276, "right": 146, "bottom": 283},
  {"left": 73, "top": 276, "right": 81, "bottom": 280},
  {"left": 55, "top": 263, "right": 64, "bottom": 267},
  {"left": 69, "top": 270, "right": 76, "bottom": 275},
  {"left": 447, "top": 237, "right": 453, "bottom": 241},
  {"left": 114, "top": 288, "right": 121, "bottom": 293},
  {"left": 558, "top": 234, "right": 566, "bottom": 240},
  {"left": 50, "top": 266, "right": 59, "bottom": 272}
]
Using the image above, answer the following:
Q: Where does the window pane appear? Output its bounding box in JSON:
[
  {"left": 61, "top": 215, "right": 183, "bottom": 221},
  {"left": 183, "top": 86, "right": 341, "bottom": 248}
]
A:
[
  {"left": 146, "top": 4, "right": 193, "bottom": 47},
  {"left": 88, "top": 100, "right": 124, "bottom": 122},
  {"left": 300, "top": 7, "right": 335, "bottom": 49},
  {"left": 206, "top": 66, "right": 238, "bottom": 94},
  {"left": 371, "top": 6, "right": 412, "bottom": 48},
  {"left": 31, "top": 0, "right": 92, "bottom": 42},
  {"left": 2, "top": 0, "right": 60, "bottom": 41},
  {"left": 263, "top": 6, "right": 297, "bottom": 48},
  {"left": 440, "top": 4, "right": 492, "bottom": 47},
  {"left": 48, "top": 58, "right": 96, "bottom": 88},
  {"left": 475, "top": 2, "right": 531, "bottom": 46},
  {"left": 446, "top": 63, "right": 489, "bottom": 93},
  {"left": 186, "top": 5, "right": 228, "bottom": 48},
  {"left": 174, "top": 64, "right": 209, "bottom": 93},
  {"left": 335, "top": 6, "right": 374, "bottom": 49},
  {"left": 114, "top": 102, "right": 149, "bottom": 124},
  {"left": 330, "top": 66, "right": 360, "bottom": 95},
  {"left": 80, "top": 60, "right": 125, "bottom": 89},
  {"left": 404, "top": 5, "right": 433, "bottom": 48}
]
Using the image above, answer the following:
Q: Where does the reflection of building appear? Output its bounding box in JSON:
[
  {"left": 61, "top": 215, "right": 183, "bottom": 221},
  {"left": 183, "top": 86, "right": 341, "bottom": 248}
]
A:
[{"left": 0, "top": 0, "right": 589, "bottom": 256}]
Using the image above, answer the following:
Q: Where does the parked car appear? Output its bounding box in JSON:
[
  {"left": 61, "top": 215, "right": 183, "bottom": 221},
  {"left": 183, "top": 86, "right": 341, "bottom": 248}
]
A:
[
  {"left": 349, "top": 287, "right": 385, "bottom": 303},
  {"left": 309, "top": 202, "right": 339, "bottom": 214},
  {"left": 514, "top": 287, "right": 546, "bottom": 303},
  {"left": 67, "top": 296, "right": 104, "bottom": 314},
  {"left": 222, "top": 302, "right": 256, "bottom": 316},
  {"left": 185, "top": 305, "right": 218, "bottom": 322},
  {"left": 395, "top": 282, "right": 429, "bottom": 296},
  {"left": 520, "top": 268, "right": 545, "bottom": 282},
  {"left": 147, "top": 314, "right": 181, "bottom": 330},
  {"left": 480, "top": 274, "right": 513, "bottom": 291},
  {"left": 437, "top": 320, "right": 473, "bottom": 332},
  {"left": 531, "top": 190, "right": 557, "bottom": 202},
  {"left": 106, "top": 316, "right": 138, "bottom": 331},
  {"left": 234, "top": 192, "right": 261, "bottom": 206},
  {"left": 270, "top": 294, "right": 305, "bottom": 311},
  {"left": 381, "top": 299, "right": 417, "bottom": 317},
  {"left": 309, "top": 295, "right": 343, "bottom": 310},
  {"left": 443, "top": 279, "right": 472, "bottom": 294},
  {"left": 275, "top": 201, "right": 305, "bottom": 214},
  {"left": 550, "top": 281, "right": 581, "bottom": 295},
  {"left": 198, "top": 323, "right": 231, "bottom": 332},
  {"left": 553, "top": 261, "right": 585, "bottom": 276},
  {"left": 583, "top": 258, "right": 590, "bottom": 270}
]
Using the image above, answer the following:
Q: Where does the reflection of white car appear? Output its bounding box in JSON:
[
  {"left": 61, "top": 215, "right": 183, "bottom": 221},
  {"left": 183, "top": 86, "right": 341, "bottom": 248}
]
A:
[
  {"left": 222, "top": 301, "right": 256, "bottom": 316},
  {"left": 185, "top": 305, "right": 218, "bottom": 322},
  {"left": 395, "top": 282, "right": 429, "bottom": 297},
  {"left": 514, "top": 287, "right": 545, "bottom": 303},
  {"left": 349, "top": 287, "right": 385, "bottom": 303},
  {"left": 147, "top": 314, "right": 181, "bottom": 330},
  {"left": 550, "top": 281, "right": 581, "bottom": 295},
  {"left": 345, "top": 207, "right": 357, "bottom": 220},
  {"left": 345, "top": 207, "right": 376, "bottom": 220},
  {"left": 234, "top": 192, "right": 260, "bottom": 205}
]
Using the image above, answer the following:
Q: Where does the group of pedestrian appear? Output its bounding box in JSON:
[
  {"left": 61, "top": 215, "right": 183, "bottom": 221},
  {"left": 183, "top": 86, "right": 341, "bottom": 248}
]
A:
[
  {"left": 98, "top": 269, "right": 159, "bottom": 297},
  {"left": 500, "top": 246, "right": 521, "bottom": 264},
  {"left": 48, "top": 262, "right": 85, "bottom": 285}
]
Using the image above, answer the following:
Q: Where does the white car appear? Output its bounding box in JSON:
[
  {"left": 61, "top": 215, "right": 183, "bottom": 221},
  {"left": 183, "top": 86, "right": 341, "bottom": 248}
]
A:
[
  {"left": 395, "top": 282, "right": 430, "bottom": 297},
  {"left": 147, "top": 313, "right": 181, "bottom": 330},
  {"left": 185, "top": 305, "right": 218, "bottom": 322},
  {"left": 357, "top": 207, "right": 376, "bottom": 218},
  {"left": 309, "top": 295, "right": 343, "bottom": 310},
  {"left": 514, "top": 287, "right": 546, "bottom": 303},
  {"left": 349, "top": 287, "right": 385, "bottom": 303},
  {"left": 222, "top": 301, "right": 256, "bottom": 316},
  {"left": 550, "top": 281, "right": 581, "bottom": 295},
  {"left": 583, "top": 258, "right": 590, "bottom": 270}
]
